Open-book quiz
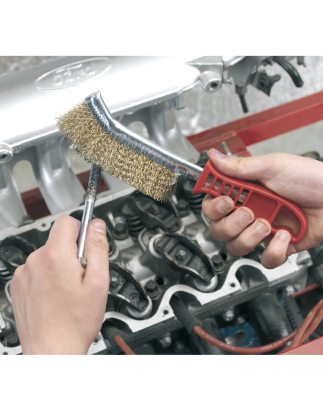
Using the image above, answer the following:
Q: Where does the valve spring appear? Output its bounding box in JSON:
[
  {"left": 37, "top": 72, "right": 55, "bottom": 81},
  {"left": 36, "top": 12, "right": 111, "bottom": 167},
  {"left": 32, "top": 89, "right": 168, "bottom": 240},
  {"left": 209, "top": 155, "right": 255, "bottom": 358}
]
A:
[
  {"left": 0, "top": 259, "right": 12, "bottom": 289},
  {"left": 122, "top": 203, "right": 144, "bottom": 238},
  {"left": 183, "top": 180, "right": 206, "bottom": 214}
]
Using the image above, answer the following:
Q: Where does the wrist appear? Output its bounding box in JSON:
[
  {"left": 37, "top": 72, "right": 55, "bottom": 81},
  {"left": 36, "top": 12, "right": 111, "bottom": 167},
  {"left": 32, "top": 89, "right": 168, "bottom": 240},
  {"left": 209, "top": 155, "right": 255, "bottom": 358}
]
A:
[{"left": 22, "top": 338, "right": 89, "bottom": 355}]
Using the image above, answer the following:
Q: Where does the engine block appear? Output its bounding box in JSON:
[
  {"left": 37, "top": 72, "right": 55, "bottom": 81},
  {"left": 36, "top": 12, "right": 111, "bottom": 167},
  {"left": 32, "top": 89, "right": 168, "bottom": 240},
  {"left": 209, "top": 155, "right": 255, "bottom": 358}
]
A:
[{"left": 0, "top": 172, "right": 312, "bottom": 355}]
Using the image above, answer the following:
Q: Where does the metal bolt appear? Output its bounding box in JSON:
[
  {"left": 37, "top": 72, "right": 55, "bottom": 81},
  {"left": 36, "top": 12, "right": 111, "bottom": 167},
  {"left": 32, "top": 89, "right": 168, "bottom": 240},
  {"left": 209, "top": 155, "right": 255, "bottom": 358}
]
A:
[
  {"left": 110, "top": 271, "right": 119, "bottom": 287},
  {"left": 113, "top": 223, "right": 128, "bottom": 240},
  {"left": 159, "top": 333, "right": 172, "bottom": 348},
  {"left": 176, "top": 249, "right": 186, "bottom": 261},
  {"left": 284, "top": 285, "right": 295, "bottom": 296},
  {"left": 235, "top": 316, "right": 246, "bottom": 327},
  {"left": 151, "top": 204, "right": 159, "bottom": 215},
  {"left": 212, "top": 254, "right": 224, "bottom": 269},
  {"left": 174, "top": 342, "right": 185, "bottom": 354},
  {"left": 223, "top": 310, "right": 235, "bottom": 322},
  {"left": 294, "top": 283, "right": 302, "bottom": 292},
  {"left": 177, "top": 199, "right": 190, "bottom": 216},
  {"left": 145, "top": 280, "right": 158, "bottom": 295},
  {"left": 130, "top": 294, "right": 140, "bottom": 304}
]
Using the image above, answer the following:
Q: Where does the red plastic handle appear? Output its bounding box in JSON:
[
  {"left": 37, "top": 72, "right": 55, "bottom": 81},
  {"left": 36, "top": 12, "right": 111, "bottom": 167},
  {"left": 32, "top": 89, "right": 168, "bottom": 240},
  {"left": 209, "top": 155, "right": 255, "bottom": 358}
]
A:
[{"left": 193, "top": 159, "right": 307, "bottom": 244}]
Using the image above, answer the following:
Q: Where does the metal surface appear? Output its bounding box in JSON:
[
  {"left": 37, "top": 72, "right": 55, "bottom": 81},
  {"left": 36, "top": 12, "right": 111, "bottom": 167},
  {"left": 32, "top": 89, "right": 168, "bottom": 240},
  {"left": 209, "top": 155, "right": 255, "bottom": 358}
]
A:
[
  {"left": 0, "top": 56, "right": 203, "bottom": 151},
  {"left": 86, "top": 91, "right": 203, "bottom": 181},
  {"left": 0, "top": 182, "right": 312, "bottom": 354},
  {"left": 77, "top": 165, "right": 101, "bottom": 268}
]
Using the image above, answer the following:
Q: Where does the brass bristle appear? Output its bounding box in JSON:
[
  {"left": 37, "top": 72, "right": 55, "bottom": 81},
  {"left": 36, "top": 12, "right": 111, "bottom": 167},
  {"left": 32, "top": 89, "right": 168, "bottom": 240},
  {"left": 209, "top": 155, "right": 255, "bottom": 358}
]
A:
[{"left": 56, "top": 101, "right": 176, "bottom": 201}]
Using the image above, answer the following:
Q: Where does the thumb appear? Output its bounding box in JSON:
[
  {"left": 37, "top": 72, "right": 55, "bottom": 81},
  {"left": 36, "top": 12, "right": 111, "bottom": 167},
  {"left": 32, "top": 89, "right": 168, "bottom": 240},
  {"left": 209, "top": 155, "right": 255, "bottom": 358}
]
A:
[
  {"left": 208, "top": 148, "right": 278, "bottom": 182},
  {"left": 83, "top": 218, "right": 110, "bottom": 286}
]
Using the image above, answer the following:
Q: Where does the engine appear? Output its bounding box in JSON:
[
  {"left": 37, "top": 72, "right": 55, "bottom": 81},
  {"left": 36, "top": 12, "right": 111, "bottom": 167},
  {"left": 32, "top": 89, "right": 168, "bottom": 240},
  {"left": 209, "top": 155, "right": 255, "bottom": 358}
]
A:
[
  {"left": 0, "top": 149, "right": 316, "bottom": 355},
  {"left": 0, "top": 56, "right": 321, "bottom": 355}
]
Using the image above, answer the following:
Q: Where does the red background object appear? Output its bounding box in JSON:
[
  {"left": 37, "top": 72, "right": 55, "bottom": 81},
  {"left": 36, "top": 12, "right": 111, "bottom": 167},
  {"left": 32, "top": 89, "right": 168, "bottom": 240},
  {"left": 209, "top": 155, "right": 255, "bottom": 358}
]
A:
[{"left": 281, "top": 336, "right": 323, "bottom": 355}]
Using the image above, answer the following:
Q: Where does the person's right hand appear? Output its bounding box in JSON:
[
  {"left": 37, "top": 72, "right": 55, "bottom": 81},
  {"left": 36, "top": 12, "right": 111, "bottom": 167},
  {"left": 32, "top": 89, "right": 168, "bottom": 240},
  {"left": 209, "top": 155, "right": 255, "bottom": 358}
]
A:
[
  {"left": 202, "top": 149, "right": 323, "bottom": 269},
  {"left": 10, "top": 215, "right": 110, "bottom": 355}
]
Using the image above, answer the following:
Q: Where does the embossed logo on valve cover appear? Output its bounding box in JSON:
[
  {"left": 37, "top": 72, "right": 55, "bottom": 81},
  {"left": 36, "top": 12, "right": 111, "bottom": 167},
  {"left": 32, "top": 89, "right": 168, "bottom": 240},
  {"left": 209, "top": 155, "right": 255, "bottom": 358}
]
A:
[{"left": 35, "top": 57, "right": 111, "bottom": 90}]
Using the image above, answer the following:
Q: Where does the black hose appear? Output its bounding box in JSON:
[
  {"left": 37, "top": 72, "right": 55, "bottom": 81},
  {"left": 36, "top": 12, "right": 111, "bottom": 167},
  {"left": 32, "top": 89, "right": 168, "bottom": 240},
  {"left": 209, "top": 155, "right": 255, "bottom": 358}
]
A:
[
  {"left": 273, "top": 57, "right": 304, "bottom": 87},
  {"left": 170, "top": 297, "right": 202, "bottom": 334}
]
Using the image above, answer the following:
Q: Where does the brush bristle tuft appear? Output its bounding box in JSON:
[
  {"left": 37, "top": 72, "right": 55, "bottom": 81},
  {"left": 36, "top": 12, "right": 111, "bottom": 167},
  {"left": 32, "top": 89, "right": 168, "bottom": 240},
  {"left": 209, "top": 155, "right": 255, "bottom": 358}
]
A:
[{"left": 56, "top": 101, "right": 176, "bottom": 201}]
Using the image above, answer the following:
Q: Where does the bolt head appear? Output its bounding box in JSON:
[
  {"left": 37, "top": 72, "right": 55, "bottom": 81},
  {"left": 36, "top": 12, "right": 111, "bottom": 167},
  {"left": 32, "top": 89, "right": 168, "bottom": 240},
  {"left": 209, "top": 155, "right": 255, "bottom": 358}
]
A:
[
  {"left": 284, "top": 285, "right": 295, "bottom": 296},
  {"left": 145, "top": 280, "right": 158, "bottom": 294},
  {"left": 177, "top": 199, "right": 190, "bottom": 216},
  {"left": 130, "top": 293, "right": 140, "bottom": 304},
  {"left": 159, "top": 333, "right": 172, "bottom": 348},
  {"left": 223, "top": 310, "right": 235, "bottom": 322},
  {"left": 176, "top": 249, "right": 186, "bottom": 261},
  {"left": 235, "top": 316, "right": 246, "bottom": 326},
  {"left": 211, "top": 254, "right": 224, "bottom": 269},
  {"left": 151, "top": 204, "right": 159, "bottom": 215}
]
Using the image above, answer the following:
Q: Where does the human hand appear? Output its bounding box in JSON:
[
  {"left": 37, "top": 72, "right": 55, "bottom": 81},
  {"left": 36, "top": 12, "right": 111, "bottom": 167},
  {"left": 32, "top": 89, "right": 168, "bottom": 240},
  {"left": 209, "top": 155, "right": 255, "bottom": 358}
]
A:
[
  {"left": 202, "top": 149, "right": 323, "bottom": 269},
  {"left": 10, "top": 215, "right": 110, "bottom": 355}
]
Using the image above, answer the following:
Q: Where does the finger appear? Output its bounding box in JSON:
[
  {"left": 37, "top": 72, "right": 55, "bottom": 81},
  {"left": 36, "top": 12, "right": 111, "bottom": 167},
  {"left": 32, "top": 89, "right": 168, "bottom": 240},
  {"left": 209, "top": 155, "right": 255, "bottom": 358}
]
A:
[
  {"left": 208, "top": 147, "right": 284, "bottom": 182},
  {"left": 83, "top": 219, "right": 110, "bottom": 290},
  {"left": 202, "top": 194, "right": 234, "bottom": 221},
  {"left": 46, "top": 215, "right": 81, "bottom": 256},
  {"left": 261, "top": 230, "right": 291, "bottom": 269},
  {"left": 226, "top": 218, "right": 271, "bottom": 256},
  {"left": 209, "top": 206, "right": 254, "bottom": 242}
]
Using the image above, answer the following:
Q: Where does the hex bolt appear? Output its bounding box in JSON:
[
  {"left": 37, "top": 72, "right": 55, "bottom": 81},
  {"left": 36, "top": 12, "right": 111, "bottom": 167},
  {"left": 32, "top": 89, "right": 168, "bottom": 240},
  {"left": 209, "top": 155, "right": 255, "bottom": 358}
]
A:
[
  {"left": 293, "top": 283, "right": 302, "bottom": 292},
  {"left": 113, "top": 223, "right": 128, "bottom": 240},
  {"left": 176, "top": 249, "right": 186, "bottom": 261},
  {"left": 284, "top": 285, "right": 295, "bottom": 296},
  {"left": 235, "top": 316, "right": 246, "bottom": 327},
  {"left": 151, "top": 204, "right": 159, "bottom": 215},
  {"left": 212, "top": 254, "right": 224, "bottom": 269},
  {"left": 130, "top": 293, "right": 140, "bottom": 304},
  {"left": 145, "top": 280, "right": 158, "bottom": 295},
  {"left": 174, "top": 342, "right": 185, "bottom": 354},
  {"left": 110, "top": 270, "right": 119, "bottom": 287},
  {"left": 5, "top": 333, "right": 19, "bottom": 347},
  {"left": 177, "top": 199, "right": 190, "bottom": 216},
  {"left": 223, "top": 310, "right": 235, "bottom": 322},
  {"left": 158, "top": 333, "right": 172, "bottom": 348}
]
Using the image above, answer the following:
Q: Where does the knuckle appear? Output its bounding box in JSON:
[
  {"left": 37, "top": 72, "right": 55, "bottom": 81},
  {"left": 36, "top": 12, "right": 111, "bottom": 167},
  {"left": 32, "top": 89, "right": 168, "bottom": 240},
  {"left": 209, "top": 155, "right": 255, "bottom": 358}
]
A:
[
  {"left": 24, "top": 250, "right": 38, "bottom": 267},
  {"left": 226, "top": 242, "right": 241, "bottom": 256},
  {"left": 44, "top": 244, "right": 60, "bottom": 263},
  {"left": 89, "top": 237, "right": 110, "bottom": 254},
  {"left": 209, "top": 222, "right": 224, "bottom": 241},
  {"left": 222, "top": 220, "right": 238, "bottom": 239},
  {"left": 55, "top": 214, "right": 69, "bottom": 223},
  {"left": 13, "top": 264, "right": 24, "bottom": 279},
  {"left": 91, "top": 274, "right": 109, "bottom": 292}
]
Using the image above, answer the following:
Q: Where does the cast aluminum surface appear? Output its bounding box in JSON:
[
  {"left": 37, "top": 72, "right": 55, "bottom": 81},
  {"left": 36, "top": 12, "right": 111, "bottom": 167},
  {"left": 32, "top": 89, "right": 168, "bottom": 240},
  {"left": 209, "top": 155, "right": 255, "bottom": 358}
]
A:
[{"left": 0, "top": 186, "right": 312, "bottom": 354}]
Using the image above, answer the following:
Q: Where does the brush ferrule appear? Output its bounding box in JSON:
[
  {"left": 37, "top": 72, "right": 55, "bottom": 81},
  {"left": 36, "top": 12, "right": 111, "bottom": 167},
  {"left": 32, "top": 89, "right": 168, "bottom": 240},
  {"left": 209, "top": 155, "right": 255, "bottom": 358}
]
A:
[
  {"left": 77, "top": 164, "right": 101, "bottom": 268},
  {"left": 85, "top": 92, "right": 203, "bottom": 181},
  {"left": 77, "top": 198, "right": 95, "bottom": 268}
]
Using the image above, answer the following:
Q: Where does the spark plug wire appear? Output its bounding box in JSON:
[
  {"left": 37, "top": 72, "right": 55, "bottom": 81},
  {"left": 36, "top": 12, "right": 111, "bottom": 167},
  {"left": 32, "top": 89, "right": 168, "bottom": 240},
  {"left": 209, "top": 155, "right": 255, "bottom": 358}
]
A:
[
  {"left": 170, "top": 296, "right": 323, "bottom": 355},
  {"left": 114, "top": 335, "right": 136, "bottom": 355}
]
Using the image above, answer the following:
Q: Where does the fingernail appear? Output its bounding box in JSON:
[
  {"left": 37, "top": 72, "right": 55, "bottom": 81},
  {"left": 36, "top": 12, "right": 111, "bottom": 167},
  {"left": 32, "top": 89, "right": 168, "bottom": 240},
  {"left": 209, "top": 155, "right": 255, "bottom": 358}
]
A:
[
  {"left": 279, "top": 230, "right": 290, "bottom": 241},
  {"left": 255, "top": 221, "right": 268, "bottom": 234},
  {"left": 92, "top": 221, "right": 106, "bottom": 234},
  {"left": 238, "top": 209, "right": 251, "bottom": 222},
  {"left": 213, "top": 149, "right": 226, "bottom": 159},
  {"left": 217, "top": 199, "right": 231, "bottom": 212}
]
